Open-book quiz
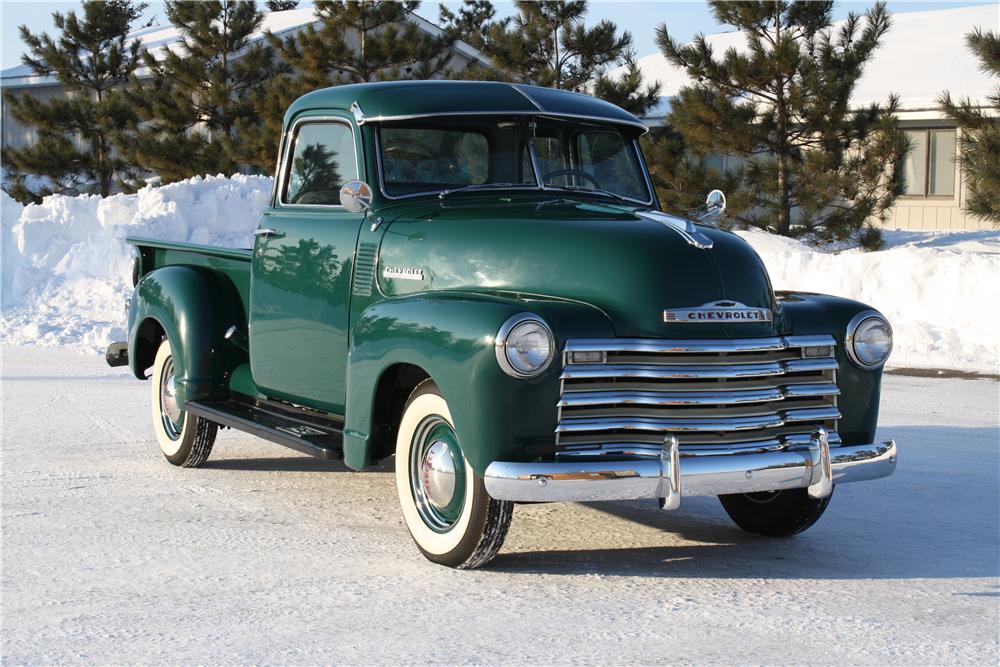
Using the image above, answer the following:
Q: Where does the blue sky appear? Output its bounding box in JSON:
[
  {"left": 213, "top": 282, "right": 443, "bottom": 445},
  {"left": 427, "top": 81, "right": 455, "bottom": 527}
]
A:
[{"left": 2, "top": 0, "right": 993, "bottom": 70}]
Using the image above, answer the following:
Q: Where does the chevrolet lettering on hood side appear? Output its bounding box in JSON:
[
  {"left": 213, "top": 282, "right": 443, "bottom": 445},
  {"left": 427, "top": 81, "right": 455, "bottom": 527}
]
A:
[{"left": 107, "top": 81, "right": 897, "bottom": 570}]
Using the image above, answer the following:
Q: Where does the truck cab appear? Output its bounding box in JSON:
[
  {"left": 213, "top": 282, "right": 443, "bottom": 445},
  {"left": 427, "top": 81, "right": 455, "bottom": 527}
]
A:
[{"left": 110, "top": 81, "right": 897, "bottom": 569}]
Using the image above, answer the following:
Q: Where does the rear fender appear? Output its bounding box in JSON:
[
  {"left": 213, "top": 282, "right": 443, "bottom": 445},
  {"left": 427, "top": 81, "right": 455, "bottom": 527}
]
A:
[
  {"left": 127, "top": 265, "right": 247, "bottom": 406},
  {"left": 343, "top": 292, "right": 614, "bottom": 474}
]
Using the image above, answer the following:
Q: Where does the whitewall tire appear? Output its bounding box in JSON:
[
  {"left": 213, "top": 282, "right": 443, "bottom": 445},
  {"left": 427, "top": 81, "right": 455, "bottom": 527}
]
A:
[
  {"left": 395, "top": 380, "right": 513, "bottom": 569},
  {"left": 150, "top": 339, "right": 217, "bottom": 467}
]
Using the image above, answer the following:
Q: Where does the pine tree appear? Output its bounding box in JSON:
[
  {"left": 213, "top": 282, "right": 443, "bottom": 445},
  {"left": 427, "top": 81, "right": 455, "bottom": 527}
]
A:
[
  {"left": 939, "top": 28, "right": 1000, "bottom": 225},
  {"left": 640, "top": 126, "right": 750, "bottom": 221},
  {"left": 593, "top": 52, "right": 662, "bottom": 117},
  {"left": 439, "top": 0, "right": 498, "bottom": 51},
  {"left": 2, "top": 1, "right": 148, "bottom": 203},
  {"left": 120, "top": 1, "right": 280, "bottom": 184},
  {"left": 657, "top": 1, "right": 907, "bottom": 247},
  {"left": 266, "top": 0, "right": 300, "bottom": 10},
  {"left": 441, "top": 0, "right": 661, "bottom": 116},
  {"left": 242, "top": 1, "right": 456, "bottom": 171}
]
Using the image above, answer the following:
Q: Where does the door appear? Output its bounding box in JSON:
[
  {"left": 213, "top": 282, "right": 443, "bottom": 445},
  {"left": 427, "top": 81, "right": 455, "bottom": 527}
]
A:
[{"left": 249, "top": 117, "right": 364, "bottom": 414}]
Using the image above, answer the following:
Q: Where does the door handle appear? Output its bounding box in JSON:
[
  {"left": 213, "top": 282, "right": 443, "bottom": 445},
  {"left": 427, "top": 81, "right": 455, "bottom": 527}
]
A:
[{"left": 254, "top": 228, "right": 283, "bottom": 239}]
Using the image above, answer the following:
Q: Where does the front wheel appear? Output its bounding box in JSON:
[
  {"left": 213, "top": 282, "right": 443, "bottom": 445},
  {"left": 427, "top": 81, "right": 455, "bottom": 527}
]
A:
[
  {"left": 150, "top": 339, "right": 217, "bottom": 467},
  {"left": 718, "top": 487, "right": 833, "bottom": 537},
  {"left": 394, "top": 380, "right": 513, "bottom": 569}
]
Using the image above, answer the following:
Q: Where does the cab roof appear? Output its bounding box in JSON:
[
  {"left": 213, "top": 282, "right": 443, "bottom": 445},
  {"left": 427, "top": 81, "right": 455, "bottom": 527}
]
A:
[{"left": 285, "top": 80, "right": 647, "bottom": 132}]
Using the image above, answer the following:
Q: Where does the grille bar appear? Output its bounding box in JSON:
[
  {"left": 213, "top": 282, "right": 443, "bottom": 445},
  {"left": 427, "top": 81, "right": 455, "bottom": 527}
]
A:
[
  {"left": 556, "top": 406, "right": 841, "bottom": 434},
  {"left": 556, "top": 335, "right": 840, "bottom": 460},
  {"left": 559, "top": 382, "right": 840, "bottom": 408},
  {"left": 564, "top": 335, "right": 835, "bottom": 355},
  {"left": 562, "top": 357, "right": 837, "bottom": 380}
]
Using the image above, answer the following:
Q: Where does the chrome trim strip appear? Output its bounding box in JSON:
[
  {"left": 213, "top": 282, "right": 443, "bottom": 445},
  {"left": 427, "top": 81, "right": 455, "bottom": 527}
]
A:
[
  {"left": 276, "top": 115, "right": 361, "bottom": 210},
  {"left": 555, "top": 431, "right": 846, "bottom": 459},
  {"left": 359, "top": 109, "right": 649, "bottom": 132},
  {"left": 636, "top": 210, "right": 714, "bottom": 250},
  {"left": 564, "top": 335, "right": 836, "bottom": 355},
  {"left": 561, "top": 357, "right": 837, "bottom": 381},
  {"left": 558, "top": 414, "right": 782, "bottom": 434},
  {"left": 559, "top": 387, "right": 786, "bottom": 407},
  {"left": 781, "top": 406, "right": 842, "bottom": 423},
  {"left": 555, "top": 405, "right": 841, "bottom": 434},
  {"left": 562, "top": 362, "right": 781, "bottom": 380},
  {"left": 783, "top": 383, "right": 841, "bottom": 398},
  {"left": 509, "top": 84, "right": 545, "bottom": 110},
  {"left": 483, "top": 439, "right": 897, "bottom": 503}
]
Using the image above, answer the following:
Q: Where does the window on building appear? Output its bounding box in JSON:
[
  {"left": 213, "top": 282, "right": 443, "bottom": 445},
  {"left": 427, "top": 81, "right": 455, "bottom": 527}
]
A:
[{"left": 903, "top": 128, "right": 956, "bottom": 197}]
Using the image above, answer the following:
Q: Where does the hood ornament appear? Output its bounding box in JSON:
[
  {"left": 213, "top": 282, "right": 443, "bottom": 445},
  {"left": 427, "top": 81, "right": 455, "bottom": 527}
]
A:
[
  {"left": 665, "top": 300, "right": 772, "bottom": 324},
  {"left": 635, "top": 210, "right": 713, "bottom": 249}
]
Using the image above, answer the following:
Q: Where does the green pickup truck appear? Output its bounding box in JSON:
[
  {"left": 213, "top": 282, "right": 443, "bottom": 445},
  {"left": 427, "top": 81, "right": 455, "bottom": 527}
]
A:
[{"left": 108, "top": 80, "right": 897, "bottom": 569}]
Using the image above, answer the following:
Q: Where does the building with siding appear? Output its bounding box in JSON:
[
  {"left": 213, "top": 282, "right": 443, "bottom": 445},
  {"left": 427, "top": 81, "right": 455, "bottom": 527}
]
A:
[{"left": 630, "top": 4, "right": 999, "bottom": 231}]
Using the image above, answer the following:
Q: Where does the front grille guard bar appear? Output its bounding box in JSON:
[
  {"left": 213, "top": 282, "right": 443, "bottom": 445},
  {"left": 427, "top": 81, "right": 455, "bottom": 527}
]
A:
[{"left": 483, "top": 429, "right": 898, "bottom": 507}]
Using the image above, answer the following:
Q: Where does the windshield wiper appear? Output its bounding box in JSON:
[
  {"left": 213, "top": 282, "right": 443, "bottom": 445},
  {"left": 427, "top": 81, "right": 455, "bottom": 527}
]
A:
[
  {"left": 544, "top": 185, "right": 632, "bottom": 205},
  {"left": 438, "top": 182, "right": 521, "bottom": 199}
]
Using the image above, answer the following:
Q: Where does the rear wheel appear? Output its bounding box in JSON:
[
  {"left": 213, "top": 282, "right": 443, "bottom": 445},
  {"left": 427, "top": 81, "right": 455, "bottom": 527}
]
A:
[
  {"left": 394, "top": 380, "right": 512, "bottom": 569},
  {"left": 719, "top": 487, "right": 833, "bottom": 537},
  {"left": 150, "top": 339, "right": 217, "bottom": 467}
]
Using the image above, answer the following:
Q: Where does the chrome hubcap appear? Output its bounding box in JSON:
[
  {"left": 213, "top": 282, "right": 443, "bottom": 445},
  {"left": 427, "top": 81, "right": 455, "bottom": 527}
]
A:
[
  {"left": 421, "top": 440, "right": 457, "bottom": 510},
  {"left": 409, "top": 416, "right": 466, "bottom": 532},
  {"left": 159, "top": 357, "right": 184, "bottom": 439},
  {"left": 162, "top": 374, "right": 181, "bottom": 423}
]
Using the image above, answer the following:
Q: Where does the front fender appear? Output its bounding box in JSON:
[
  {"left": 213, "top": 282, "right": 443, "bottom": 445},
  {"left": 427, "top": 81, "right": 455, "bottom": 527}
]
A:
[
  {"left": 127, "top": 265, "right": 247, "bottom": 405},
  {"left": 777, "top": 291, "right": 887, "bottom": 445},
  {"left": 343, "top": 292, "right": 614, "bottom": 474}
]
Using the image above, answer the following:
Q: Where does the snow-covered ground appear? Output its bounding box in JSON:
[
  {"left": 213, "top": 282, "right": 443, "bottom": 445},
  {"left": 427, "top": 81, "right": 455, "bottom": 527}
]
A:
[
  {"left": 1, "top": 345, "right": 997, "bottom": 664},
  {"left": 2, "top": 176, "right": 998, "bottom": 373}
]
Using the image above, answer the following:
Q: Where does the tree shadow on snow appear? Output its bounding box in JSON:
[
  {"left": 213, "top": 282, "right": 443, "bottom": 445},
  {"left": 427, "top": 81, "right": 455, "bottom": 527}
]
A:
[{"left": 489, "top": 425, "right": 1000, "bottom": 581}]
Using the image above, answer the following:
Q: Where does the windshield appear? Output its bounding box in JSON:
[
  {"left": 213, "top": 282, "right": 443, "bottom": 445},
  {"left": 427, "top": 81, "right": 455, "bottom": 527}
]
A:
[{"left": 377, "top": 115, "right": 652, "bottom": 203}]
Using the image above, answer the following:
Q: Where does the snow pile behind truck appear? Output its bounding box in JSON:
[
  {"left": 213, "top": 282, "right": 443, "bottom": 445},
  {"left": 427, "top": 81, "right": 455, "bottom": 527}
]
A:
[
  {"left": 2, "top": 175, "right": 269, "bottom": 352},
  {"left": 1, "top": 175, "right": 997, "bottom": 374}
]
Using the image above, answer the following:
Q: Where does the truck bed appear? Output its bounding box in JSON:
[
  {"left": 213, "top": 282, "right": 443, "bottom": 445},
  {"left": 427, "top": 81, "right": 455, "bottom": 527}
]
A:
[{"left": 128, "top": 236, "right": 253, "bottom": 318}]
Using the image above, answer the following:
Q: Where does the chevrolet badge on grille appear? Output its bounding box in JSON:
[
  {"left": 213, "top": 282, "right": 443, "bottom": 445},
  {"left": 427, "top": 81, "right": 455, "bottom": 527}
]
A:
[{"left": 664, "top": 300, "right": 772, "bottom": 323}]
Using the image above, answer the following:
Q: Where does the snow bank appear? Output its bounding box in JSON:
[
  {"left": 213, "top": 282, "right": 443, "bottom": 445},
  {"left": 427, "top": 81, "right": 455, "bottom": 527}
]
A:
[
  {"left": 2, "top": 176, "right": 997, "bottom": 373},
  {"left": 1, "top": 175, "right": 270, "bottom": 351},
  {"left": 738, "top": 229, "right": 1000, "bottom": 374}
]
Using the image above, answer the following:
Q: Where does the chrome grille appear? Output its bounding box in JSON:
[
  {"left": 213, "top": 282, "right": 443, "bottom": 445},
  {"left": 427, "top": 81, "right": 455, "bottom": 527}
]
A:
[{"left": 556, "top": 336, "right": 841, "bottom": 460}]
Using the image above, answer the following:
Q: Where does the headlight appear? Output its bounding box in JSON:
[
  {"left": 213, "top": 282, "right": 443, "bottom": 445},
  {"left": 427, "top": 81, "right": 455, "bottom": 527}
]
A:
[
  {"left": 495, "top": 313, "right": 555, "bottom": 378},
  {"left": 846, "top": 311, "right": 893, "bottom": 368}
]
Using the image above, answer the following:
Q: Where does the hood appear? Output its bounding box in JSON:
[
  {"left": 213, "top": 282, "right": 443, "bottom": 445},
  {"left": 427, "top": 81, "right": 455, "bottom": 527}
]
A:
[{"left": 375, "top": 197, "right": 779, "bottom": 338}]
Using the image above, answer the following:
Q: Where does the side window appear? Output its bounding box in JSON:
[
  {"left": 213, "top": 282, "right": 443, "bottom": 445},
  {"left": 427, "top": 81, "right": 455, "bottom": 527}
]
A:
[{"left": 283, "top": 122, "right": 358, "bottom": 206}]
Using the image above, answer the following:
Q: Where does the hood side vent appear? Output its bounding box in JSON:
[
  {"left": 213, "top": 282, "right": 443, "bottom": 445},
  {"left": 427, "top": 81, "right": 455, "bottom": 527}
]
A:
[{"left": 353, "top": 242, "right": 378, "bottom": 297}]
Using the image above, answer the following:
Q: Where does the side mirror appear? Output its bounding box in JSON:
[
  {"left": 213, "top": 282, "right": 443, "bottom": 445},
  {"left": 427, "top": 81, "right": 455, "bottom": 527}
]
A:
[
  {"left": 700, "top": 189, "right": 726, "bottom": 222},
  {"left": 339, "top": 179, "right": 373, "bottom": 213}
]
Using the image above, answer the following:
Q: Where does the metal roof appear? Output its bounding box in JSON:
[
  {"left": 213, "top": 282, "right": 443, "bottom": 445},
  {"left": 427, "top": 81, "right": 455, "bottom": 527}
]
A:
[{"left": 285, "top": 81, "right": 647, "bottom": 131}]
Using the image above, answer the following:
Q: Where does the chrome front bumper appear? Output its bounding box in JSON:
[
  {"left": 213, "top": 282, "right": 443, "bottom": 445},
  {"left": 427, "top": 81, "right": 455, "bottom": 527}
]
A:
[{"left": 483, "top": 430, "right": 897, "bottom": 508}]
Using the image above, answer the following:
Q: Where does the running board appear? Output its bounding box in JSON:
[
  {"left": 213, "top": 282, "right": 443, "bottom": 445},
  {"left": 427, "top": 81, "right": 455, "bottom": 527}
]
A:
[{"left": 185, "top": 394, "right": 344, "bottom": 460}]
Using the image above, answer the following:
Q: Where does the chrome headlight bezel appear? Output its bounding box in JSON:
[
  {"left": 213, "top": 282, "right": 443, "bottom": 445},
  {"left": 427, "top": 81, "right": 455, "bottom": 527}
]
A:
[
  {"left": 845, "top": 310, "right": 893, "bottom": 369},
  {"left": 495, "top": 313, "right": 555, "bottom": 379}
]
